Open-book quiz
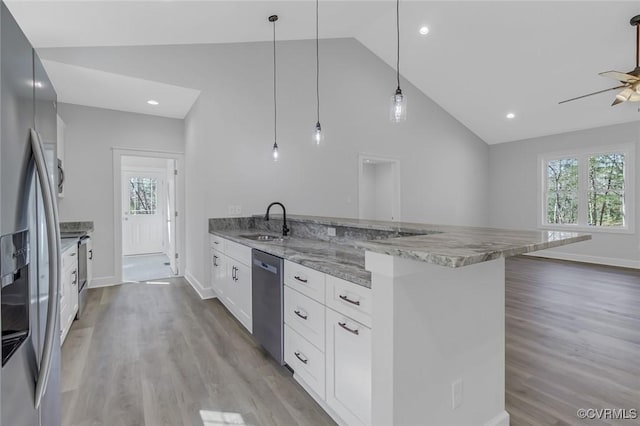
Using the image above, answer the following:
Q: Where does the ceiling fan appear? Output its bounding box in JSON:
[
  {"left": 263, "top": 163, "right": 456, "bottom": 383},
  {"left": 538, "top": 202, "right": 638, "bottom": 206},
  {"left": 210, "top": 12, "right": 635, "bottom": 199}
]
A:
[{"left": 559, "top": 14, "right": 640, "bottom": 106}]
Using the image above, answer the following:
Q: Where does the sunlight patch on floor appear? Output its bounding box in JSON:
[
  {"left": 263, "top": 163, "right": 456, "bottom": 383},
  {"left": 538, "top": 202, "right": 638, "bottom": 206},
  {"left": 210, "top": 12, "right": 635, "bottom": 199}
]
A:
[{"left": 200, "top": 410, "right": 250, "bottom": 426}]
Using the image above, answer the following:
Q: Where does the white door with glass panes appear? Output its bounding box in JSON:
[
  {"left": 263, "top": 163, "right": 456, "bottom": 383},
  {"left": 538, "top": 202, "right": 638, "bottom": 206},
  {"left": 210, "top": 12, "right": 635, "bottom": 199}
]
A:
[{"left": 122, "top": 171, "right": 165, "bottom": 255}]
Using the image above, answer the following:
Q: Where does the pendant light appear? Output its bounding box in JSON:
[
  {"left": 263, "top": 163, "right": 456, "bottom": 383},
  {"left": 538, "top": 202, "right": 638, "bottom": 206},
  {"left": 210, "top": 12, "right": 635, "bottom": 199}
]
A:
[
  {"left": 312, "top": 0, "right": 324, "bottom": 145},
  {"left": 269, "top": 15, "right": 280, "bottom": 161},
  {"left": 390, "top": 0, "right": 407, "bottom": 122}
]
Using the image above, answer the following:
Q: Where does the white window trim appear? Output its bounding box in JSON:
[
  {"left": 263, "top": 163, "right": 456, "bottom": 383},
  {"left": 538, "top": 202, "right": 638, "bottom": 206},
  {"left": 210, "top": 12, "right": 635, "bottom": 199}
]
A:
[{"left": 538, "top": 143, "right": 635, "bottom": 234}]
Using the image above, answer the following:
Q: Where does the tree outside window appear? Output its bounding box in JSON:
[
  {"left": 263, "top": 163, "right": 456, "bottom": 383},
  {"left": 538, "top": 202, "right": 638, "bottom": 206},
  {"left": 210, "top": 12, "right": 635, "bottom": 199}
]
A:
[
  {"left": 546, "top": 158, "right": 578, "bottom": 224},
  {"left": 542, "top": 147, "right": 631, "bottom": 231},
  {"left": 129, "top": 177, "right": 158, "bottom": 215},
  {"left": 588, "top": 154, "right": 625, "bottom": 227}
]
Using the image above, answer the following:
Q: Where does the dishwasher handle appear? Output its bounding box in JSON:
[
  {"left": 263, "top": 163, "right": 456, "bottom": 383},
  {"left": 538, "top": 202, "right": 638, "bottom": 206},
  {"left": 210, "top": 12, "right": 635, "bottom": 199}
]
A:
[{"left": 253, "top": 258, "right": 278, "bottom": 275}]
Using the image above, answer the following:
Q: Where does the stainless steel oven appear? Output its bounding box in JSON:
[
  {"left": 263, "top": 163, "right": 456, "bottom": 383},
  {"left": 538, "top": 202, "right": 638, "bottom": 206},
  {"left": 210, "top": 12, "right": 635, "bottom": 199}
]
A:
[{"left": 76, "top": 236, "right": 90, "bottom": 318}]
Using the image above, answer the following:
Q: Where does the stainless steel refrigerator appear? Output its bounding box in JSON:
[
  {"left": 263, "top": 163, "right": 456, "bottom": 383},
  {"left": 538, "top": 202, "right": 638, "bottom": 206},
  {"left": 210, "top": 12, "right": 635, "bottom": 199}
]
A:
[{"left": 0, "top": 2, "right": 62, "bottom": 426}]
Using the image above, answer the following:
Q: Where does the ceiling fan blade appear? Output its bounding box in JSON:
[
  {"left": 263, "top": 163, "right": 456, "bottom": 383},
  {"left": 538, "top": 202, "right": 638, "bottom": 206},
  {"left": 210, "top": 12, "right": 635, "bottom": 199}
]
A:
[
  {"left": 599, "top": 70, "right": 640, "bottom": 83},
  {"left": 612, "top": 87, "right": 634, "bottom": 105},
  {"left": 559, "top": 85, "right": 626, "bottom": 104}
]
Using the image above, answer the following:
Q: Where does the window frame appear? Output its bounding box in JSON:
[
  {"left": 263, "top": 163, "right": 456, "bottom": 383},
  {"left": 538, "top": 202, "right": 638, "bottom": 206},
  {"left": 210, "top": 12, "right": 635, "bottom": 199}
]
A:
[{"left": 538, "top": 144, "right": 635, "bottom": 234}]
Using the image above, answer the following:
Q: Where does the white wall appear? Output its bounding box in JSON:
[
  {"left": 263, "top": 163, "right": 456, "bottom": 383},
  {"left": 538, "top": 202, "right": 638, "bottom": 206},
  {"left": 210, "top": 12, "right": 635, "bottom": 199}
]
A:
[
  {"left": 40, "top": 39, "right": 490, "bottom": 288},
  {"left": 183, "top": 39, "right": 489, "bottom": 289},
  {"left": 489, "top": 121, "right": 640, "bottom": 267},
  {"left": 374, "top": 162, "right": 394, "bottom": 221},
  {"left": 360, "top": 163, "right": 377, "bottom": 220},
  {"left": 57, "top": 103, "right": 184, "bottom": 285}
]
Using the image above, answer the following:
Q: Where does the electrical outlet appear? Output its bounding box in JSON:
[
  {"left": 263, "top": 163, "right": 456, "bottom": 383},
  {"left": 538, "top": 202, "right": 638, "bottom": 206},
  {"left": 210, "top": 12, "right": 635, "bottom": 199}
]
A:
[
  {"left": 452, "top": 379, "right": 463, "bottom": 409},
  {"left": 227, "top": 205, "right": 234, "bottom": 215},
  {"left": 327, "top": 227, "right": 336, "bottom": 237},
  {"left": 234, "top": 205, "right": 242, "bottom": 215}
]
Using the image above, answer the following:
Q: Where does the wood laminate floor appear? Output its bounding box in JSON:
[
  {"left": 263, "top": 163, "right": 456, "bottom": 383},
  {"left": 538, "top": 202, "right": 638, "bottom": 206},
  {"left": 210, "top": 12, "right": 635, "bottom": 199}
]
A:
[
  {"left": 506, "top": 256, "right": 640, "bottom": 426},
  {"left": 60, "top": 278, "right": 335, "bottom": 426},
  {"left": 61, "top": 258, "right": 640, "bottom": 426}
]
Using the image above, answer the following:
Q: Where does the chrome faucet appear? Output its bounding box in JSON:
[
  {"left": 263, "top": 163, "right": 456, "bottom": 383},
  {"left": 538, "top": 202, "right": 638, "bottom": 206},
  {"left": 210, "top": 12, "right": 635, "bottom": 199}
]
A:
[{"left": 264, "top": 202, "right": 290, "bottom": 237}]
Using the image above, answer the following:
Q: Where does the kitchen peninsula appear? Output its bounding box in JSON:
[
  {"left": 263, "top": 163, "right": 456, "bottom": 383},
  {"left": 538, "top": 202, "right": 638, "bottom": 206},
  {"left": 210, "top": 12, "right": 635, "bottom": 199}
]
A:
[{"left": 208, "top": 215, "right": 590, "bottom": 426}]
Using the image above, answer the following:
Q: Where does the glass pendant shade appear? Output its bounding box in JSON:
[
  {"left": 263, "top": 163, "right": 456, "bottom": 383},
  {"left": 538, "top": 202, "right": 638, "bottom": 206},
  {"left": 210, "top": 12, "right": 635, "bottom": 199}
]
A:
[
  {"left": 272, "top": 142, "right": 279, "bottom": 161},
  {"left": 313, "top": 122, "right": 324, "bottom": 145},
  {"left": 390, "top": 88, "right": 407, "bottom": 122}
]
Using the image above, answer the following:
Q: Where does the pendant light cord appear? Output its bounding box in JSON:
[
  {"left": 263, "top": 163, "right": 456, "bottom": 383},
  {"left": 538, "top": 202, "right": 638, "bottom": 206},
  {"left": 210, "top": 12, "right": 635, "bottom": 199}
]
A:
[
  {"left": 273, "top": 19, "right": 277, "bottom": 143},
  {"left": 396, "top": 0, "right": 400, "bottom": 90},
  {"left": 316, "top": 0, "right": 320, "bottom": 123}
]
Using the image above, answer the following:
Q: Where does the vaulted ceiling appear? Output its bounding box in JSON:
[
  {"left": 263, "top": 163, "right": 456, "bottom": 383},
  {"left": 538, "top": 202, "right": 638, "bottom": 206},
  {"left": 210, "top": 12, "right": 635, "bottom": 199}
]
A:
[{"left": 7, "top": 1, "right": 640, "bottom": 144}]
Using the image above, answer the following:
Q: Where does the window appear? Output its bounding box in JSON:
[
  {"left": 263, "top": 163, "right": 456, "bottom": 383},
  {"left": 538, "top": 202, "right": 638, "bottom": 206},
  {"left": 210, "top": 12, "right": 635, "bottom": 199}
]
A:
[
  {"left": 540, "top": 146, "right": 634, "bottom": 232},
  {"left": 128, "top": 177, "right": 158, "bottom": 215}
]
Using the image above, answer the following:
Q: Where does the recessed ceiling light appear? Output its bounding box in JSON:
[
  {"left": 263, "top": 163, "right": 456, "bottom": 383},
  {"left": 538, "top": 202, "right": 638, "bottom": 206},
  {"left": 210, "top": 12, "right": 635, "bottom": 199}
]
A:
[
  {"left": 147, "top": 100, "right": 159, "bottom": 105},
  {"left": 506, "top": 112, "right": 515, "bottom": 119},
  {"left": 419, "top": 26, "right": 430, "bottom": 35}
]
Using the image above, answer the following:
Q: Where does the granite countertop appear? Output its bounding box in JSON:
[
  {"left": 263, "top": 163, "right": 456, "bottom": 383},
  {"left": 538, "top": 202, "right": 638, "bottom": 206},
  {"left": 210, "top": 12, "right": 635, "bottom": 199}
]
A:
[
  {"left": 60, "top": 221, "right": 94, "bottom": 236},
  {"left": 210, "top": 229, "right": 371, "bottom": 287},
  {"left": 60, "top": 237, "right": 78, "bottom": 253},
  {"left": 356, "top": 227, "right": 591, "bottom": 268},
  {"left": 280, "top": 215, "right": 590, "bottom": 268},
  {"left": 210, "top": 215, "right": 591, "bottom": 287}
]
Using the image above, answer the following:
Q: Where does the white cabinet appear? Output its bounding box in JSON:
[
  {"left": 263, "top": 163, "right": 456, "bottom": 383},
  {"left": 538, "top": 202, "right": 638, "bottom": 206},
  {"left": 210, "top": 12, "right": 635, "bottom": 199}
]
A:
[
  {"left": 283, "top": 263, "right": 372, "bottom": 426},
  {"left": 86, "top": 236, "right": 93, "bottom": 288},
  {"left": 326, "top": 308, "right": 372, "bottom": 426},
  {"left": 285, "top": 324, "right": 326, "bottom": 398},
  {"left": 60, "top": 244, "right": 78, "bottom": 344},
  {"left": 56, "top": 114, "right": 65, "bottom": 198},
  {"left": 208, "top": 235, "right": 252, "bottom": 333},
  {"left": 284, "top": 286, "right": 325, "bottom": 351},
  {"left": 210, "top": 248, "right": 227, "bottom": 300},
  {"left": 227, "top": 259, "right": 252, "bottom": 333}
]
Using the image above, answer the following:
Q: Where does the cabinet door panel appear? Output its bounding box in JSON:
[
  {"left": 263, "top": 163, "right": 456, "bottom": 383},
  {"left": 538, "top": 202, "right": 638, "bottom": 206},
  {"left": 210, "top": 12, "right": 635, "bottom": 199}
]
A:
[
  {"left": 210, "top": 248, "right": 227, "bottom": 298},
  {"left": 233, "top": 262, "right": 252, "bottom": 333},
  {"left": 326, "top": 308, "right": 372, "bottom": 426},
  {"left": 86, "top": 237, "right": 93, "bottom": 287}
]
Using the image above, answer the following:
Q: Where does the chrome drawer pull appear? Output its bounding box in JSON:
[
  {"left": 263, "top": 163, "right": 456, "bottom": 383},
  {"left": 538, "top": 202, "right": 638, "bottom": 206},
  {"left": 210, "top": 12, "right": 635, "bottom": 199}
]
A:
[
  {"left": 294, "top": 351, "right": 308, "bottom": 364},
  {"left": 213, "top": 241, "right": 219, "bottom": 245},
  {"left": 294, "top": 275, "right": 308, "bottom": 283},
  {"left": 338, "top": 322, "right": 359, "bottom": 335},
  {"left": 294, "top": 310, "right": 308, "bottom": 320},
  {"left": 339, "top": 294, "right": 360, "bottom": 306}
]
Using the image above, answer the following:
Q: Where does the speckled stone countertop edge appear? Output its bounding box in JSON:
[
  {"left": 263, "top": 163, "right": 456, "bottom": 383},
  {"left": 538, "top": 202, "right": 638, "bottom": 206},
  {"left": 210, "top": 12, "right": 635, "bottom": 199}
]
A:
[
  {"left": 209, "top": 229, "right": 371, "bottom": 288},
  {"left": 356, "top": 234, "right": 592, "bottom": 268},
  {"left": 210, "top": 215, "right": 592, "bottom": 282}
]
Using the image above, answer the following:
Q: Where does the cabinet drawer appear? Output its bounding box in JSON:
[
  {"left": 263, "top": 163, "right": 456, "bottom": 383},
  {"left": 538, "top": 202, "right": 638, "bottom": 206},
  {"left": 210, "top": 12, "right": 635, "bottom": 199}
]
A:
[
  {"left": 326, "top": 275, "right": 372, "bottom": 328},
  {"left": 62, "top": 247, "right": 77, "bottom": 270},
  {"left": 225, "top": 239, "right": 252, "bottom": 265},
  {"left": 210, "top": 234, "right": 225, "bottom": 251},
  {"left": 285, "top": 325, "right": 325, "bottom": 399},
  {"left": 284, "top": 260, "right": 325, "bottom": 303},
  {"left": 284, "top": 286, "right": 325, "bottom": 351}
]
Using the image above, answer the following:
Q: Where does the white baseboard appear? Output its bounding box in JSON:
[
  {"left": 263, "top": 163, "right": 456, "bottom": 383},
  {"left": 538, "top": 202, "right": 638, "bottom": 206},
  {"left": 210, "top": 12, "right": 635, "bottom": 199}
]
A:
[
  {"left": 484, "top": 411, "right": 510, "bottom": 426},
  {"left": 89, "top": 276, "right": 120, "bottom": 288},
  {"left": 525, "top": 250, "right": 640, "bottom": 269},
  {"left": 184, "top": 270, "right": 215, "bottom": 299}
]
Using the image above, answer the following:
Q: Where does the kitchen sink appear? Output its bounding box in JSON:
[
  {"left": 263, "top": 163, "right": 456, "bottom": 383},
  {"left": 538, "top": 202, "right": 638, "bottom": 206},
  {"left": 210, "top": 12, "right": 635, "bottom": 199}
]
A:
[{"left": 239, "top": 233, "right": 286, "bottom": 242}]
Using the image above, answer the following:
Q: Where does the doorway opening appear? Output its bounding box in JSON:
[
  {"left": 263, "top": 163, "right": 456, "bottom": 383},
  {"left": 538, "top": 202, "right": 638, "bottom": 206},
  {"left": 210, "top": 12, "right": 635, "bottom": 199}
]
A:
[
  {"left": 358, "top": 155, "right": 401, "bottom": 221},
  {"left": 120, "top": 155, "right": 178, "bottom": 282}
]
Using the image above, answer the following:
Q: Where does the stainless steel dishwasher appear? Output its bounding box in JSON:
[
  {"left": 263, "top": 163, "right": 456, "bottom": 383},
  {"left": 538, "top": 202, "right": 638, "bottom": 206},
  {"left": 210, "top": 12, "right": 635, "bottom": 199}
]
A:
[{"left": 252, "top": 250, "right": 284, "bottom": 365}]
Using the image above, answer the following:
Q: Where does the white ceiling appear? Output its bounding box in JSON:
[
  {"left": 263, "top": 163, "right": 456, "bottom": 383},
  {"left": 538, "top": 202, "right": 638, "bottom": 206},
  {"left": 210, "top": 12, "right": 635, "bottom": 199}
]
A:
[
  {"left": 7, "top": 1, "right": 640, "bottom": 144},
  {"left": 42, "top": 59, "right": 201, "bottom": 118}
]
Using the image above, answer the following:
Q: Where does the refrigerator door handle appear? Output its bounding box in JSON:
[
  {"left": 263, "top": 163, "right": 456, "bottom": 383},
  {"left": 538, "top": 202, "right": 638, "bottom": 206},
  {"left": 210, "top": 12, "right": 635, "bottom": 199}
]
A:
[{"left": 30, "top": 129, "right": 62, "bottom": 409}]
